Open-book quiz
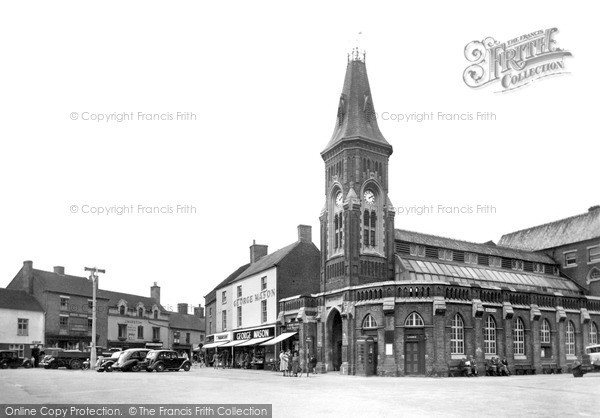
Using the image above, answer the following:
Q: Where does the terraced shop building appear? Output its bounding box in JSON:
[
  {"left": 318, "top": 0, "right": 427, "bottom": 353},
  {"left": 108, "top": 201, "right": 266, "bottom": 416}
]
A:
[{"left": 277, "top": 49, "right": 600, "bottom": 377}]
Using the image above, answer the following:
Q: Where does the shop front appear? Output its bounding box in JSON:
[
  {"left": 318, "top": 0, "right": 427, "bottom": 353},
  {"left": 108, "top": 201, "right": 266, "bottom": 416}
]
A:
[
  {"left": 230, "top": 326, "right": 276, "bottom": 370},
  {"left": 203, "top": 332, "right": 232, "bottom": 366}
]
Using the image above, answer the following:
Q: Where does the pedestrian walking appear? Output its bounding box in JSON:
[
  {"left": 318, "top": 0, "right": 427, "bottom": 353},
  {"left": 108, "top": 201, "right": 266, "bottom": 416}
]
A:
[
  {"left": 212, "top": 352, "right": 219, "bottom": 369},
  {"left": 292, "top": 351, "right": 300, "bottom": 377},
  {"left": 279, "top": 350, "right": 288, "bottom": 376}
]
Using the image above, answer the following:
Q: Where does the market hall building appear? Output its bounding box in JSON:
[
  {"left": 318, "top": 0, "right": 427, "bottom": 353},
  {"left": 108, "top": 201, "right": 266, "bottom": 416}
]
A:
[{"left": 276, "top": 49, "right": 600, "bottom": 376}]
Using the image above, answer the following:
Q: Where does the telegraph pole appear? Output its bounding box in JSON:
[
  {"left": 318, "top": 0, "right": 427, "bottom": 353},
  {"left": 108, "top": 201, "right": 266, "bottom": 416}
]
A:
[{"left": 85, "top": 266, "right": 105, "bottom": 370}]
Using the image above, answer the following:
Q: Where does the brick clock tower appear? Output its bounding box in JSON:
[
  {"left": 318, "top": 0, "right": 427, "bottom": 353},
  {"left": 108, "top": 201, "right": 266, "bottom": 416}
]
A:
[{"left": 320, "top": 48, "right": 395, "bottom": 293}]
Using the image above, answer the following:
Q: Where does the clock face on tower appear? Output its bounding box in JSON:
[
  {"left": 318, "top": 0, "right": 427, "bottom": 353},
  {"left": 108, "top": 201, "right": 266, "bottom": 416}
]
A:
[
  {"left": 335, "top": 192, "right": 343, "bottom": 207},
  {"left": 364, "top": 189, "right": 375, "bottom": 205}
]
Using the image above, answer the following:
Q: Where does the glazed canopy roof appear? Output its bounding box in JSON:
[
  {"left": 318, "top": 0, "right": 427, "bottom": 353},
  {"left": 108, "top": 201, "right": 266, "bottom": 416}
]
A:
[{"left": 397, "top": 255, "right": 581, "bottom": 295}]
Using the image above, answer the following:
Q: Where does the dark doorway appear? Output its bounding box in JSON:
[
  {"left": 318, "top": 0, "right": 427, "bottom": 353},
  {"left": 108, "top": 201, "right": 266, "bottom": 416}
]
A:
[
  {"left": 404, "top": 334, "right": 425, "bottom": 375},
  {"left": 330, "top": 309, "right": 343, "bottom": 371}
]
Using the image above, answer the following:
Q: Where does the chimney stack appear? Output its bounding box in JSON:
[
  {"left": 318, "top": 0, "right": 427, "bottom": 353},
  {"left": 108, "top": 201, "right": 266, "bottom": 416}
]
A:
[
  {"left": 194, "top": 304, "right": 205, "bottom": 318},
  {"left": 151, "top": 282, "right": 161, "bottom": 303},
  {"left": 22, "top": 260, "right": 33, "bottom": 294},
  {"left": 177, "top": 303, "right": 188, "bottom": 314},
  {"left": 53, "top": 266, "right": 65, "bottom": 275},
  {"left": 250, "top": 240, "right": 268, "bottom": 263},
  {"left": 297, "top": 225, "right": 312, "bottom": 243}
]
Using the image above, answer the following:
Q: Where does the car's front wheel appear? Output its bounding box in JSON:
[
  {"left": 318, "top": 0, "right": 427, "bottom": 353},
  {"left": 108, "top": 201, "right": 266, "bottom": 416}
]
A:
[{"left": 182, "top": 363, "right": 191, "bottom": 372}]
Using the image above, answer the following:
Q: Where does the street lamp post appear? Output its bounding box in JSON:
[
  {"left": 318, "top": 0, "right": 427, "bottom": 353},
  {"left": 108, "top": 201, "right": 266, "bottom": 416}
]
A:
[{"left": 85, "top": 266, "right": 105, "bottom": 370}]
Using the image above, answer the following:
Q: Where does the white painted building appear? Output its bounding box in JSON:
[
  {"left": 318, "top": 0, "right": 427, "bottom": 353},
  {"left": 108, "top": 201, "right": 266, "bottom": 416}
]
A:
[{"left": 0, "top": 288, "right": 45, "bottom": 358}]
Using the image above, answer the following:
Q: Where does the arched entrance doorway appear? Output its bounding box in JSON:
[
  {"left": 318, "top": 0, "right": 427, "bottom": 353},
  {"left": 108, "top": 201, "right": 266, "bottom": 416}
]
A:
[{"left": 327, "top": 308, "right": 343, "bottom": 371}]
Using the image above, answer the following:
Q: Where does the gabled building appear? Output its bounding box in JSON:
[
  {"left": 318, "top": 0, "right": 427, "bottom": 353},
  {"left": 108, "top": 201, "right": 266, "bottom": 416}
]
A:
[
  {"left": 99, "top": 283, "right": 169, "bottom": 350},
  {"left": 6, "top": 261, "right": 109, "bottom": 350},
  {"left": 203, "top": 225, "right": 320, "bottom": 367},
  {"left": 0, "top": 288, "right": 45, "bottom": 358},
  {"left": 500, "top": 206, "right": 600, "bottom": 295}
]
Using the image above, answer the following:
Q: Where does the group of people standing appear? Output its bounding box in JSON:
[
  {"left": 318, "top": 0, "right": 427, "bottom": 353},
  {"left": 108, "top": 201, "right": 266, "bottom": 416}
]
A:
[{"left": 279, "top": 349, "right": 318, "bottom": 377}]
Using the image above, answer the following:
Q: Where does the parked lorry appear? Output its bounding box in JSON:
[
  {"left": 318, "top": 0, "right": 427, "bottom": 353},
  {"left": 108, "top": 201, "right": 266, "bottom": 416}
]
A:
[
  {"left": 571, "top": 344, "right": 600, "bottom": 377},
  {"left": 40, "top": 347, "right": 109, "bottom": 370}
]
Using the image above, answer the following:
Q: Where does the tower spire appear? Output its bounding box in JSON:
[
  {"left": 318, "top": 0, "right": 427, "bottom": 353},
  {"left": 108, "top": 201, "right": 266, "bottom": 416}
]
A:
[{"left": 323, "top": 42, "right": 392, "bottom": 156}]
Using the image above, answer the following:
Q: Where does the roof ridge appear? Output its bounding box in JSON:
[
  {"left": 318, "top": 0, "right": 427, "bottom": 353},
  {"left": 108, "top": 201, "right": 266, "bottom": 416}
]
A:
[
  {"left": 500, "top": 209, "right": 594, "bottom": 238},
  {"left": 395, "top": 228, "right": 497, "bottom": 248}
]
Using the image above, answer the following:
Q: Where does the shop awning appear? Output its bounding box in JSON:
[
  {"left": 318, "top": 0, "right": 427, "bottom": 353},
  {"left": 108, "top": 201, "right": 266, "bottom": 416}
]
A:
[
  {"left": 236, "top": 337, "right": 273, "bottom": 347},
  {"left": 219, "top": 340, "right": 249, "bottom": 348},
  {"left": 260, "top": 332, "right": 297, "bottom": 346},
  {"left": 202, "top": 341, "right": 229, "bottom": 349}
]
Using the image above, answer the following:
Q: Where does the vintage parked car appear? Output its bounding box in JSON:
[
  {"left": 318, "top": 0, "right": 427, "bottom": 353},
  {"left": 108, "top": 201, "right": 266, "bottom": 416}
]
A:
[
  {"left": 111, "top": 348, "right": 150, "bottom": 372},
  {"left": 572, "top": 344, "right": 600, "bottom": 377},
  {"left": 96, "top": 351, "right": 124, "bottom": 372},
  {"left": 144, "top": 350, "right": 192, "bottom": 372},
  {"left": 0, "top": 350, "right": 32, "bottom": 369}
]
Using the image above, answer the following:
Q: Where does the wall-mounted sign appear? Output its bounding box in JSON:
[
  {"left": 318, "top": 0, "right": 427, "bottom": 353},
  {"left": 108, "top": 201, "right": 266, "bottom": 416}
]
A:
[{"left": 234, "top": 326, "right": 275, "bottom": 341}]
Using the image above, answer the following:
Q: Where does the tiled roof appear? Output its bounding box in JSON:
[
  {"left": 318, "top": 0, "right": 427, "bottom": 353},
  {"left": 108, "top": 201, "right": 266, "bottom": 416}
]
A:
[
  {"left": 323, "top": 59, "right": 392, "bottom": 154},
  {"left": 499, "top": 207, "right": 600, "bottom": 251},
  {"left": 0, "top": 288, "right": 44, "bottom": 311},
  {"left": 233, "top": 241, "right": 304, "bottom": 282},
  {"left": 169, "top": 312, "right": 205, "bottom": 331},
  {"left": 98, "top": 289, "right": 166, "bottom": 312},
  {"left": 204, "top": 263, "right": 251, "bottom": 304},
  {"left": 31, "top": 269, "right": 109, "bottom": 299},
  {"left": 395, "top": 229, "right": 555, "bottom": 264},
  {"left": 397, "top": 255, "right": 581, "bottom": 295}
]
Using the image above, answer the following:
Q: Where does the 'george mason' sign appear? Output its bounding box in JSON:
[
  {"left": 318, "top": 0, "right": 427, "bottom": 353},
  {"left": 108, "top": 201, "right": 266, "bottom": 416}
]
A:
[{"left": 233, "top": 288, "right": 276, "bottom": 308}]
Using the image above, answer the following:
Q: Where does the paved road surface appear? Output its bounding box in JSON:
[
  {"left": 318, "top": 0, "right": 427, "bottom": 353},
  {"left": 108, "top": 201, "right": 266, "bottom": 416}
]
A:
[{"left": 1, "top": 366, "right": 599, "bottom": 417}]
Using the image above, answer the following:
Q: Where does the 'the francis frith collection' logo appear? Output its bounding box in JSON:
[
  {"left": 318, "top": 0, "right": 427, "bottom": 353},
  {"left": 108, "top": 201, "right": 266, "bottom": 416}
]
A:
[{"left": 463, "top": 28, "right": 572, "bottom": 92}]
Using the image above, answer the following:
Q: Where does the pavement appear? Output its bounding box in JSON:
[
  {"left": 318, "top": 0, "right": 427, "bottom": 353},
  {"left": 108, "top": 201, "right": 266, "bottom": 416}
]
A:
[{"left": 1, "top": 366, "right": 599, "bottom": 417}]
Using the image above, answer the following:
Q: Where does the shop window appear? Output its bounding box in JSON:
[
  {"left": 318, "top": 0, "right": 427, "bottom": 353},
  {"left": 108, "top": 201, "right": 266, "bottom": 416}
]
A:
[
  {"left": 590, "top": 322, "right": 598, "bottom": 345},
  {"left": 451, "top": 314, "right": 464, "bottom": 355},
  {"left": 513, "top": 318, "right": 525, "bottom": 356},
  {"left": 566, "top": 321, "right": 575, "bottom": 356},
  {"left": 404, "top": 312, "right": 424, "bottom": 327},
  {"left": 9, "top": 344, "right": 24, "bottom": 358},
  {"left": 484, "top": 316, "right": 496, "bottom": 355},
  {"left": 362, "top": 314, "right": 377, "bottom": 329},
  {"left": 17, "top": 318, "right": 28, "bottom": 336}
]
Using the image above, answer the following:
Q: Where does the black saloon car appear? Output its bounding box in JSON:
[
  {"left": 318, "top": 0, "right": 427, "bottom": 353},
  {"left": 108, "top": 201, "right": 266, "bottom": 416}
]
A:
[
  {"left": 96, "top": 351, "right": 124, "bottom": 372},
  {"left": 0, "top": 350, "right": 32, "bottom": 369},
  {"left": 144, "top": 350, "right": 191, "bottom": 372},
  {"left": 112, "top": 348, "right": 150, "bottom": 372}
]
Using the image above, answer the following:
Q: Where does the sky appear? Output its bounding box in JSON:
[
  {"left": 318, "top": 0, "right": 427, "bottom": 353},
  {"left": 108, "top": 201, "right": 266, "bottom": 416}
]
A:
[{"left": 0, "top": 1, "right": 597, "bottom": 312}]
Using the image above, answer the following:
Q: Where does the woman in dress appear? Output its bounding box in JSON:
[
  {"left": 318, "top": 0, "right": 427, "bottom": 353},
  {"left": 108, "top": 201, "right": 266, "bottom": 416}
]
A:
[{"left": 279, "top": 350, "right": 288, "bottom": 376}]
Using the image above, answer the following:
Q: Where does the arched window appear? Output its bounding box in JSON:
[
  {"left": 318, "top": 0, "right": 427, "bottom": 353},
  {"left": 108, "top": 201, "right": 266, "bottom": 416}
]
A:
[
  {"left": 484, "top": 316, "right": 496, "bottom": 355},
  {"left": 363, "top": 210, "right": 370, "bottom": 246},
  {"left": 370, "top": 211, "right": 377, "bottom": 246},
  {"left": 540, "top": 319, "right": 551, "bottom": 344},
  {"left": 405, "top": 312, "right": 424, "bottom": 327},
  {"left": 153, "top": 310, "right": 158, "bottom": 319},
  {"left": 590, "top": 322, "right": 598, "bottom": 345},
  {"left": 451, "top": 314, "right": 464, "bottom": 354},
  {"left": 334, "top": 214, "right": 340, "bottom": 249},
  {"left": 119, "top": 305, "right": 125, "bottom": 315},
  {"left": 566, "top": 321, "right": 575, "bottom": 356},
  {"left": 362, "top": 314, "right": 377, "bottom": 329},
  {"left": 138, "top": 308, "right": 144, "bottom": 317},
  {"left": 513, "top": 318, "right": 525, "bottom": 355}
]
